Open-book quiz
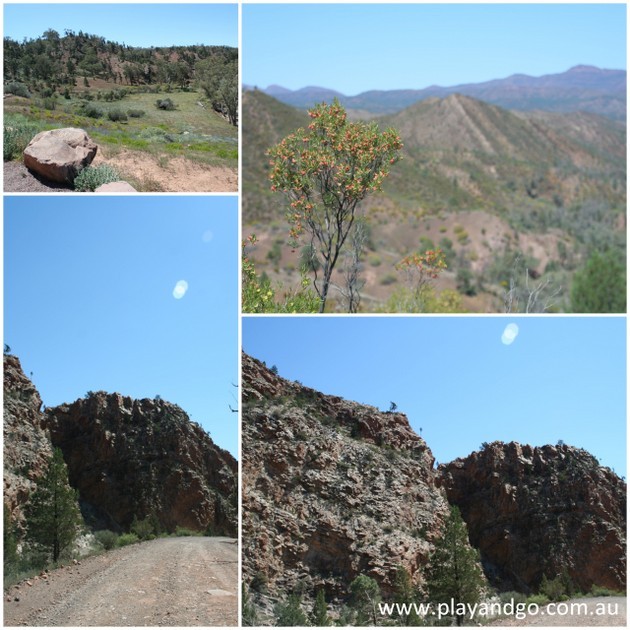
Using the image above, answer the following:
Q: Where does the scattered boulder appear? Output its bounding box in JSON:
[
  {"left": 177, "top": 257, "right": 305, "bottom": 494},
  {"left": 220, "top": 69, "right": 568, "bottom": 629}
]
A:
[
  {"left": 94, "top": 181, "right": 137, "bottom": 193},
  {"left": 23, "top": 128, "right": 97, "bottom": 184}
]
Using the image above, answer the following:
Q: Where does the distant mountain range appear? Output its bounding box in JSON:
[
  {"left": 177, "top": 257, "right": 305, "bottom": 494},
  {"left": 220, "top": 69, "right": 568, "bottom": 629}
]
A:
[{"left": 245, "top": 65, "right": 626, "bottom": 121}]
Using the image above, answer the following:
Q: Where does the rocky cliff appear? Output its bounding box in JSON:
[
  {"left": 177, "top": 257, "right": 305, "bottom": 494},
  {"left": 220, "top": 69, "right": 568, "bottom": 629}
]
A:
[
  {"left": 3, "top": 353, "right": 237, "bottom": 538},
  {"left": 45, "top": 392, "right": 237, "bottom": 536},
  {"left": 438, "top": 441, "right": 626, "bottom": 593},
  {"left": 3, "top": 354, "right": 53, "bottom": 529},
  {"left": 242, "top": 353, "right": 450, "bottom": 604}
]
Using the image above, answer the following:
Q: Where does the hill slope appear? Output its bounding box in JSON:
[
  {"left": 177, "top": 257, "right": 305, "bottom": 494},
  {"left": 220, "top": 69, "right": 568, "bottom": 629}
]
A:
[{"left": 242, "top": 91, "right": 625, "bottom": 312}]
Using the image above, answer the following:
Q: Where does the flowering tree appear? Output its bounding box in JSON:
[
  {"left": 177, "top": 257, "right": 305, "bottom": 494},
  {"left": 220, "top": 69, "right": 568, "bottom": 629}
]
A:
[{"left": 268, "top": 99, "right": 403, "bottom": 312}]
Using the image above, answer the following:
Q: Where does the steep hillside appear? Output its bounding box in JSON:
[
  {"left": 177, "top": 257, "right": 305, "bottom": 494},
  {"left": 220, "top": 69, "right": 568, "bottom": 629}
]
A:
[
  {"left": 3, "top": 354, "right": 53, "bottom": 529},
  {"left": 2, "top": 353, "right": 237, "bottom": 538},
  {"left": 242, "top": 354, "right": 450, "bottom": 607},
  {"left": 381, "top": 93, "right": 625, "bottom": 212},
  {"left": 439, "top": 442, "right": 627, "bottom": 593},
  {"left": 242, "top": 89, "right": 309, "bottom": 223},
  {"left": 258, "top": 66, "right": 626, "bottom": 121},
  {"left": 4, "top": 29, "right": 236, "bottom": 89},
  {"left": 242, "top": 355, "right": 627, "bottom": 622},
  {"left": 242, "top": 91, "right": 625, "bottom": 312},
  {"left": 45, "top": 393, "right": 237, "bottom": 535}
]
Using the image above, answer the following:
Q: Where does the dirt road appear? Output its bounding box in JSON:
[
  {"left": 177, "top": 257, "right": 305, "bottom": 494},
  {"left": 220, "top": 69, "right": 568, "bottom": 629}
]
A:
[
  {"left": 4, "top": 537, "right": 238, "bottom": 627},
  {"left": 490, "top": 596, "right": 626, "bottom": 626}
]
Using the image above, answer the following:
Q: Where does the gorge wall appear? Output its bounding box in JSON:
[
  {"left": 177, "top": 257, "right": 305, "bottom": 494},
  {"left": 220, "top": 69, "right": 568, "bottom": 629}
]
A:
[
  {"left": 438, "top": 441, "right": 626, "bottom": 593},
  {"left": 242, "top": 354, "right": 626, "bottom": 612},
  {"left": 242, "top": 353, "right": 452, "bottom": 605},
  {"left": 3, "top": 354, "right": 237, "bottom": 537}
]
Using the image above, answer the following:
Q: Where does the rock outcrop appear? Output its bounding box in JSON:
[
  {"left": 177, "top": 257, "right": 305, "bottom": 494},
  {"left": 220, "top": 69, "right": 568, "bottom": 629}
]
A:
[
  {"left": 3, "top": 353, "right": 237, "bottom": 538},
  {"left": 23, "top": 128, "right": 97, "bottom": 184},
  {"left": 242, "top": 354, "right": 449, "bottom": 604},
  {"left": 438, "top": 441, "right": 626, "bottom": 593},
  {"left": 3, "top": 355, "right": 53, "bottom": 529},
  {"left": 45, "top": 392, "right": 237, "bottom": 535}
]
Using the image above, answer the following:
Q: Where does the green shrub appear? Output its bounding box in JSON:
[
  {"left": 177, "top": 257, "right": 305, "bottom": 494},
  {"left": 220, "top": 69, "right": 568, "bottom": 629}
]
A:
[
  {"left": 116, "top": 533, "right": 139, "bottom": 547},
  {"left": 3, "top": 119, "right": 41, "bottom": 161},
  {"left": 539, "top": 575, "right": 568, "bottom": 602},
  {"left": 107, "top": 109, "right": 128, "bottom": 122},
  {"left": 155, "top": 98, "right": 176, "bottom": 111},
  {"left": 174, "top": 526, "right": 200, "bottom": 537},
  {"left": 526, "top": 594, "right": 549, "bottom": 606},
  {"left": 380, "top": 273, "right": 397, "bottom": 286},
  {"left": 74, "top": 164, "right": 120, "bottom": 192},
  {"left": 94, "top": 529, "right": 118, "bottom": 550},
  {"left": 80, "top": 103, "right": 104, "bottom": 119},
  {"left": 5, "top": 82, "right": 31, "bottom": 98},
  {"left": 127, "top": 109, "right": 146, "bottom": 118},
  {"left": 499, "top": 591, "right": 528, "bottom": 606},
  {"left": 130, "top": 516, "right": 155, "bottom": 541},
  {"left": 590, "top": 585, "right": 624, "bottom": 597}
]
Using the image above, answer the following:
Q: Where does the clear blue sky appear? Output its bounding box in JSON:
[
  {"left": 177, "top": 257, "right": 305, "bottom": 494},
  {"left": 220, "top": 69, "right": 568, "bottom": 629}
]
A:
[
  {"left": 243, "top": 316, "right": 627, "bottom": 478},
  {"left": 4, "top": 196, "right": 238, "bottom": 457},
  {"left": 3, "top": 3, "right": 237, "bottom": 48},
  {"left": 243, "top": 3, "right": 626, "bottom": 94}
]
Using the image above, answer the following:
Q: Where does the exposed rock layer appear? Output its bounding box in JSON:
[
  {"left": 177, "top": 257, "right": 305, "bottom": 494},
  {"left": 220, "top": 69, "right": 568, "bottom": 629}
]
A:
[
  {"left": 3, "top": 355, "right": 53, "bottom": 529},
  {"left": 3, "top": 354, "right": 237, "bottom": 537},
  {"left": 242, "top": 353, "right": 449, "bottom": 601},
  {"left": 438, "top": 441, "right": 626, "bottom": 592},
  {"left": 45, "top": 393, "right": 237, "bottom": 535}
]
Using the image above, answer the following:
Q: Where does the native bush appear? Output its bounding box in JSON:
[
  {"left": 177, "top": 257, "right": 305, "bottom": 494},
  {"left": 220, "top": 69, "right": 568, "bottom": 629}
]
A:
[
  {"left": 268, "top": 99, "right": 402, "bottom": 312},
  {"left": 107, "top": 108, "right": 128, "bottom": 122},
  {"left": 155, "top": 97, "right": 176, "bottom": 111},
  {"left": 74, "top": 164, "right": 120, "bottom": 191}
]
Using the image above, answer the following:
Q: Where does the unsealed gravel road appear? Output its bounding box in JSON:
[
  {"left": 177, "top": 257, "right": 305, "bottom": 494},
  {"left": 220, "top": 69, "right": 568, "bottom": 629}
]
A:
[
  {"left": 490, "top": 596, "right": 626, "bottom": 626},
  {"left": 4, "top": 537, "right": 238, "bottom": 627}
]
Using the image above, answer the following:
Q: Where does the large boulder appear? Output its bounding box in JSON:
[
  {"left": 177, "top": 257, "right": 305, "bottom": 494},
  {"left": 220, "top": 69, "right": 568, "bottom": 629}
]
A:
[{"left": 23, "top": 128, "right": 97, "bottom": 184}]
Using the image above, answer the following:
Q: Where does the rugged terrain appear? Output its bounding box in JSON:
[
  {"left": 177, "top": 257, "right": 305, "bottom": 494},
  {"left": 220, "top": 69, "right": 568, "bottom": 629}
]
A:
[
  {"left": 242, "top": 80, "right": 625, "bottom": 312},
  {"left": 4, "top": 30, "right": 238, "bottom": 192},
  {"left": 242, "top": 356, "right": 627, "bottom": 622},
  {"left": 3, "top": 537, "right": 238, "bottom": 626},
  {"left": 45, "top": 391, "right": 237, "bottom": 535},
  {"left": 3, "top": 354, "right": 53, "bottom": 530},
  {"left": 438, "top": 442, "right": 627, "bottom": 593},
  {"left": 3, "top": 354, "right": 237, "bottom": 538},
  {"left": 242, "top": 353, "right": 450, "bottom": 610}
]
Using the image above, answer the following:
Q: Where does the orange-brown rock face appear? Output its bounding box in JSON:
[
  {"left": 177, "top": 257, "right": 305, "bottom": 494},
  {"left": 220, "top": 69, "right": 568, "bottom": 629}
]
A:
[
  {"left": 242, "top": 353, "right": 449, "bottom": 601},
  {"left": 438, "top": 441, "right": 626, "bottom": 593},
  {"left": 3, "top": 354, "right": 53, "bottom": 529},
  {"left": 44, "top": 392, "right": 237, "bottom": 535}
]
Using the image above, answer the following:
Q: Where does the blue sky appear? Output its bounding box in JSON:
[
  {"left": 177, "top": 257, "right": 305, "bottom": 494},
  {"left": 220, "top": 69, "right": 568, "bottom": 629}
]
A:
[
  {"left": 243, "top": 3, "right": 626, "bottom": 94},
  {"left": 4, "top": 196, "right": 238, "bottom": 456},
  {"left": 243, "top": 316, "right": 627, "bottom": 477},
  {"left": 3, "top": 3, "right": 237, "bottom": 48}
]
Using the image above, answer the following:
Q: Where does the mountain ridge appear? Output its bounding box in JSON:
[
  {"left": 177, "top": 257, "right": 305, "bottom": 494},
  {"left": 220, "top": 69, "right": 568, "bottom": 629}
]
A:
[{"left": 247, "top": 65, "right": 626, "bottom": 121}]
